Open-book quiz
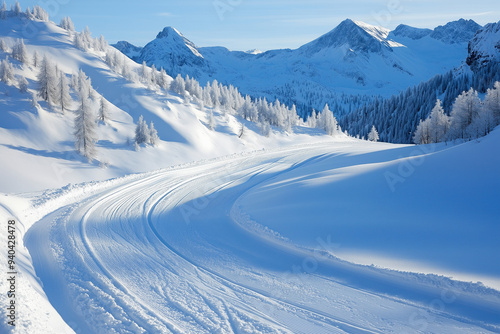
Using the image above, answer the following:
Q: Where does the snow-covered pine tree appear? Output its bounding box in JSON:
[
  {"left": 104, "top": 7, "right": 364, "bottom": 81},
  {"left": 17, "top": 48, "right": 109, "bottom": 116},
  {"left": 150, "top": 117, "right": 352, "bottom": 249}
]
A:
[
  {"left": 149, "top": 121, "right": 159, "bottom": 146},
  {"left": 210, "top": 80, "right": 221, "bottom": 109},
  {"left": 170, "top": 74, "right": 185, "bottom": 95},
  {"left": 150, "top": 64, "right": 158, "bottom": 87},
  {"left": 74, "top": 90, "right": 97, "bottom": 161},
  {"left": 13, "top": 1, "right": 21, "bottom": 16},
  {"left": 239, "top": 95, "right": 258, "bottom": 121},
  {"left": 468, "top": 105, "right": 495, "bottom": 138},
  {"left": 37, "top": 55, "right": 57, "bottom": 104},
  {"left": 76, "top": 69, "right": 93, "bottom": 100},
  {"left": 135, "top": 115, "right": 150, "bottom": 145},
  {"left": 259, "top": 120, "right": 271, "bottom": 137},
  {"left": 59, "top": 17, "right": 75, "bottom": 31},
  {"left": 32, "top": 50, "right": 39, "bottom": 67},
  {"left": 12, "top": 39, "right": 29, "bottom": 64},
  {"left": 427, "top": 100, "right": 449, "bottom": 143},
  {"left": 56, "top": 72, "right": 72, "bottom": 113},
  {"left": 448, "top": 88, "right": 482, "bottom": 140},
  {"left": 0, "top": 39, "right": 7, "bottom": 52},
  {"left": 0, "top": 58, "right": 14, "bottom": 83},
  {"left": 158, "top": 67, "right": 169, "bottom": 90},
  {"left": 413, "top": 119, "right": 431, "bottom": 144},
  {"left": 18, "top": 75, "right": 28, "bottom": 93},
  {"left": 25, "top": 6, "right": 32, "bottom": 19},
  {"left": 33, "top": 6, "right": 49, "bottom": 21},
  {"left": 484, "top": 81, "right": 500, "bottom": 125},
  {"left": 308, "top": 109, "right": 317, "bottom": 128},
  {"left": 140, "top": 61, "right": 150, "bottom": 84},
  {"left": 319, "top": 104, "right": 339, "bottom": 136},
  {"left": 98, "top": 96, "right": 110, "bottom": 124},
  {"left": 368, "top": 125, "right": 379, "bottom": 142}
]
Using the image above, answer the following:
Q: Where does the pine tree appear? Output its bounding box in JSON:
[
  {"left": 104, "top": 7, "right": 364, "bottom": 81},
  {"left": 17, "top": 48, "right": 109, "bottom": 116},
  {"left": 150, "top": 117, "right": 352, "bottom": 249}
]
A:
[
  {"left": 135, "top": 115, "right": 150, "bottom": 145},
  {"left": 448, "top": 88, "right": 482, "bottom": 140},
  {"left": 37, "top": 55, "right": 57, "bottom": 104},
  {"left": 484, "top": 81, "right": 500, "bottom": 125},
  {"left": 319, "top": 104, "right": 339, "bottom": 136},
  {"left": 74, "top": 92, "right": 97, "bottom": 161},
  {"left": 0, "top": 39, "right": 7, "bottom": 52},
  {"left": 57, "top": 72, "right": 72, "bottom": 113},
  {"left": 0, "top": 58, "right": 14, "bottom": 83},
  {"left": 259, "top": 120, "right": 271, "bottom": 137},
  {"left": 413, "top": 119, "right": 431, "bottom": 144},
  {"left": 427, "top": 99, "right": 449, "bottom": 143},
  {"left": 60, "top": 17, "right": 75, "bottom": 31},
  {"left": 32, "top": 50, "right": 39, "bottom": 67},
  {"left": 12, "top": 39, "right": 29, "bottom": 64},
  {"left": 308, "top": 109, "right": 317, "bottom": 128},
  {"left": 18, "top": 75, "right": 28, "bottom": 93},
  {"left": 98, "top": 96, "right": 110, "bottom": 123},
  {"left": 170, "top": 74, "right": 185, "bottom": 95},
  {"left": 76, "top": 69, "right": 93, "bottom": 100},
  {"left": 368, "top": 125, "right": 379, "bottom": 142},
  {"left": 149, "top": 121, "right": 159, "bottom": 146},
  {"left": 140, "top": 61, "right": 150, "bottom": 84},
  {"left": 13, "top": 1, "right": 21, "bottom": 16}
]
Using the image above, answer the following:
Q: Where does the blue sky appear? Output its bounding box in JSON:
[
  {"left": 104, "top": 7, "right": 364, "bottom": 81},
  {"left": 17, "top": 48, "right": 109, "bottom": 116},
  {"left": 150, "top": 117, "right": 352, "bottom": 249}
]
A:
[{"left": 12, "top": 0, "right": 500, "bottom": 51}]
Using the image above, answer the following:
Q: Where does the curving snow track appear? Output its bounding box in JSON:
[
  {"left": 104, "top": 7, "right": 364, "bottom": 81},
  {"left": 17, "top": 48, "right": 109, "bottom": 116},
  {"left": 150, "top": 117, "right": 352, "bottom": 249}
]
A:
[{"left": 25, "top": 143, "right": 500, "bottom": 333}]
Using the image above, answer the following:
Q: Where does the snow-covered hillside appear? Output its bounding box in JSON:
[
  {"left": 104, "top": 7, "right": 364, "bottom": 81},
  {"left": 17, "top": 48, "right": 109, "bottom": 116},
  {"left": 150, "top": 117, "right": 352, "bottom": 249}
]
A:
[
  {"left": 0, "top": 13, "right": 334, "bottom": 194},
  {"left": 117, "top": 19, "right": 481, "bottom": 114}
]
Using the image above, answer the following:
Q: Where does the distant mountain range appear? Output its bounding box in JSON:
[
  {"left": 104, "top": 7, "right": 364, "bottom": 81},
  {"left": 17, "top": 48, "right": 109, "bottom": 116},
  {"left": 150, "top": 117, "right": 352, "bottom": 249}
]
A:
[{"left": 114, "top": 19, "right": 483, "bottom": 115}]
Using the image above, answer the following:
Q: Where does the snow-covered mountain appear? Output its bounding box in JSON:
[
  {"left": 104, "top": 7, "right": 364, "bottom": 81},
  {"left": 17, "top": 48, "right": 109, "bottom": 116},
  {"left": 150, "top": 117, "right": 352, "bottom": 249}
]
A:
[
  {"left": 467, "top": 20, "right": 500, "bottom": 70},
  {"left": 116, "top": 19, "right": 482, "bottom": 114},
  {"left": 135, "top": 26, "right": 210, "bottom": 78}
]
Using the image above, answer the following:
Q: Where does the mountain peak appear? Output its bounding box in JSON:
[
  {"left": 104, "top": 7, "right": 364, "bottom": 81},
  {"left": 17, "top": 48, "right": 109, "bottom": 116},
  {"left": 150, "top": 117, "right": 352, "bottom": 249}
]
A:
[
  {"left": 156, "top": 26, "right": 183, "bottom": 39},
  {"left": 299, "top": 19, "right": 392, "bottom": 55},
  {"left": 430, "top": 19, "right": 482, "bottom": 44}
]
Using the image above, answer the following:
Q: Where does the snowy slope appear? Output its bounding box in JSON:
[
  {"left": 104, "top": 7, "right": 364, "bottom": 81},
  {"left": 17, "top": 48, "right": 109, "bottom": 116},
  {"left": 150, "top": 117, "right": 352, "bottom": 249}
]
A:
[
  {"left": 0, "top": 15, "right": 332, "bottom": 194},
  {"left": 1, "top": 128, "right": 498, "bottom": 333},
  {"left": 128, "top": 19, "right": 481, "bottom": 113}
]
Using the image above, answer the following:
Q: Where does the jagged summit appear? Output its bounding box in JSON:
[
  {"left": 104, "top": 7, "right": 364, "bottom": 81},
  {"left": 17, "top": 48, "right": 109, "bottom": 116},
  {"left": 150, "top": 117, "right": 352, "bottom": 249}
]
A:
[
  {"left": 299, "top": 19, "right": 393, "bottom": 55},
  {"left": 430, "top": 19, "right": 482, "bottom": 44},
  {"left": 137, "top": 25, "right": 206, "bottom": 77},
  {"left": 156, "top": 26, "right": 183, "bottom": 39}
]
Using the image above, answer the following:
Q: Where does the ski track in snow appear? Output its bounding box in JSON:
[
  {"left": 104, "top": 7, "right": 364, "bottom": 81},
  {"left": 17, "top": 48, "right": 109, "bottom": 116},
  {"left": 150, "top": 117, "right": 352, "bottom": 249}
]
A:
[{"left": 19, "top": 143, "right": 500, "bottom": 333}]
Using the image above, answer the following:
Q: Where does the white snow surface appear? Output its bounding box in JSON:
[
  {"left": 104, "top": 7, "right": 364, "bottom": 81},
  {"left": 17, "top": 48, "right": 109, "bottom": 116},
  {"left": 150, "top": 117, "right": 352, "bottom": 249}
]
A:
[
  {"left": 0, "top": 14, "right": 499, "bottom": 334},
  {"left": 2, "top": 130, "right": 500, "bottom": 333}
]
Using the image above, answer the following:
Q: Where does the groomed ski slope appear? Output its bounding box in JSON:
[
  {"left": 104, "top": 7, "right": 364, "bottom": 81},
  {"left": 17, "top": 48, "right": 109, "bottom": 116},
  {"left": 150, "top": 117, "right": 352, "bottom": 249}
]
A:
[{"left": 9, "top": 130, "right": 499, "bottom": 333}]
